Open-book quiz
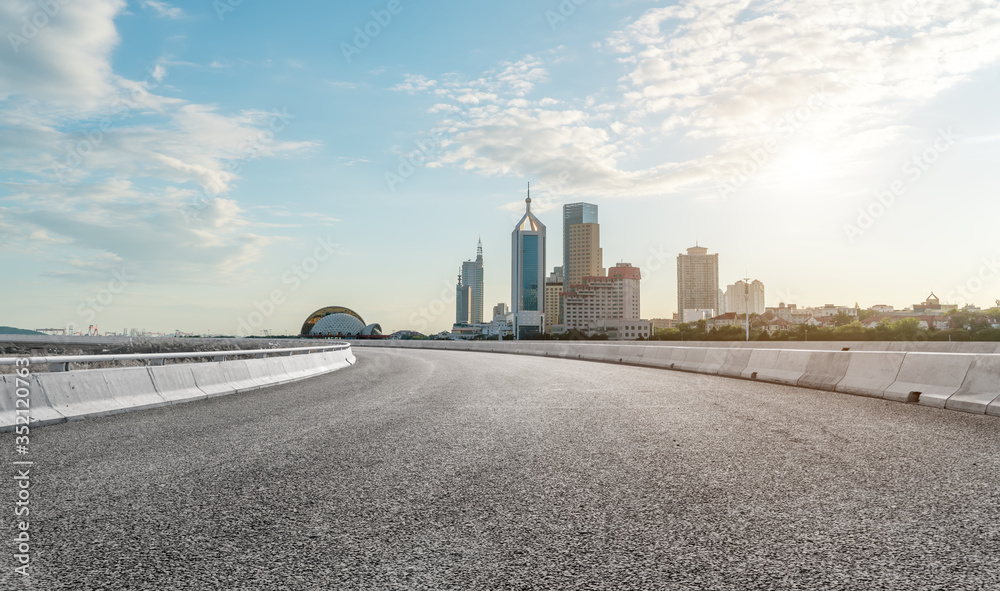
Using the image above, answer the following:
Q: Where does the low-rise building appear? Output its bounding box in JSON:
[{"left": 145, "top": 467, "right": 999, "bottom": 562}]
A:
[
  {"left": 707, "top": 312, "right": 746, "bottom": 329},
  {"left": 753, "top": 311, "right": 792, "bottom": 334}
]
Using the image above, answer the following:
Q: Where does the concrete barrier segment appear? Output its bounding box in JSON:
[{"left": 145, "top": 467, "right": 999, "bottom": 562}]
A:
[
  {"left": 797, "top": 351, "right": 852, "bottom": 392},
  {"left": 836, "top": 352, "right": 905, "bottom": 398},
  {"left": 944, "top": 356, "right": 1000, "bottom": 414},
  {"left": 718, "top": 349, "right": 752, "bottom": 378},
  {"left": 33, "top": 370, "right": 126, "bottom": 421},
  {"left": 149, "top": 364, "right": 209, "bottom": 403},
  {"left": 883, "top": 353, "right": 975, "bottom": 408},
  {"left": 0, "top": 373, "right": 67, "bottom": 431},
  {"left": 101, "top": 367, "right": 168, "bottom": 410}
]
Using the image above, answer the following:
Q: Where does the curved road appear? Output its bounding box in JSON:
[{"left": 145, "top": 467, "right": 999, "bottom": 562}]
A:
[{"left": 3, "top": 348, "right": 999, "bottom": 590}]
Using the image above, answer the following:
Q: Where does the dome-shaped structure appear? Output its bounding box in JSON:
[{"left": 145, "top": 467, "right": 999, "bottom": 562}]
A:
[
  {"left": 310, "top": 313, "right": 366, "bottom": 336},
  {"left": 300, "top": 306, "right": 365, "bottom": 336},
  {"left": 362, "top": 323, "right": 382, "bottom": 336}
]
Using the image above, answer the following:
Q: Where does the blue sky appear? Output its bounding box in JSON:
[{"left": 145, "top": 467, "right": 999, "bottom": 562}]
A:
[{"left": 2, "top": 0, "right": 1000, "bottom": 335}]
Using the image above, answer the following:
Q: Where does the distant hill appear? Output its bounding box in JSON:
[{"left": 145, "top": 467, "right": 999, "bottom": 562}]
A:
[{"left": 0, "top": 326, "right": 44, "bottom": 335}]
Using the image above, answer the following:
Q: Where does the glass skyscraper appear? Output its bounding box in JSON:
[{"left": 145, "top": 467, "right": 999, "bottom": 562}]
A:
[{"left": 511, "top": 192, "right": 547, "bottom": 339}]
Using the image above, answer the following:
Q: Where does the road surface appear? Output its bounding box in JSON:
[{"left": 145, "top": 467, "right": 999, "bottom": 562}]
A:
[{"left": 2, "top": 348, "right": 999, "bottom": 590}]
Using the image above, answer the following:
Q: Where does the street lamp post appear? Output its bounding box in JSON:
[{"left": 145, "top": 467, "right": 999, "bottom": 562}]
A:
[{"left": 743, "top": 276, "right": 751, "bottom": 342}]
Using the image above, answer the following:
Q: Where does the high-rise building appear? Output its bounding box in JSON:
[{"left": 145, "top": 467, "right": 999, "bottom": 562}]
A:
[
  {"left": 561, "top": 263, "right": 650, "bottom": 339},
  {"left": 455, "top": 272, "right": 472, "bottom": 324},
  {"left": 492, "top": 302, "right": 508, "bottom": 320},
  {"left": 677, "top": 245, "right": 719, "bottom": 322},
  {"left": 724, "top": 280, "right": 765, "bottom": 316},
  {"left": 512, "top": 192, "right": 546, "bottom": 339},
  {"left": 562, "top": 202, "right": 602, "bottom": 289},
  {"left": 544, "top": 271, "right": 563, "bottom": 332},
  {"left": 456, "top": 239, "right": 485, "bottom": 324}
]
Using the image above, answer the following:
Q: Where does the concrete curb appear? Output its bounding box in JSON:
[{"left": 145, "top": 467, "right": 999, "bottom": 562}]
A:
[{"left": 0, "top": 347, "right": 356, "bottom": 432}]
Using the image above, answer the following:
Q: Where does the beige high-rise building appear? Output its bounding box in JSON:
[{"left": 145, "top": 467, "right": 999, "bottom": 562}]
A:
[
  {"left": 544, "top": 281, "right": 562, "bottom": 332},
  {"left": 677, "top": 245, "right": 719, "bottom": 322},
  {"left": 566, "top": 223, "right": 603, "bottom": 286},
  {"left": 724, "top": 280, "right": 765, "bottom": 316}
]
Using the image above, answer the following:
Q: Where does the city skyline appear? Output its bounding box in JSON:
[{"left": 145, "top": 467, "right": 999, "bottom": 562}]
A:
[{"left": 2, "top": 1, "right": 999, "bottom": 335}]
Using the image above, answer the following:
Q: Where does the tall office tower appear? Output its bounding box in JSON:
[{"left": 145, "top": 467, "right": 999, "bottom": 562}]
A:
[
  {"left": 724, "top": 280, "right": 765, "bottom": 316},
  {"left": 455, "top": 272, "right": 472, "bottom": 324},
  {"left": 563, "top": 203, "right": 602, "bottom": 288},
  {"left": 512, "top": 190, "right": 547, "bottom": 339},
  {"left": 677, "top": 245, "right": 720, "bottom": 322},
  {"left": 458, "top": 238, "right": 485, "bottom": 324}
]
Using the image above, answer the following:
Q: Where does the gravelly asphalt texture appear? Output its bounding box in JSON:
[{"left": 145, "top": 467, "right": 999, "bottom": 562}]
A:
[{"left": 2, "top": 347, "right": 999, "bottom": 590}]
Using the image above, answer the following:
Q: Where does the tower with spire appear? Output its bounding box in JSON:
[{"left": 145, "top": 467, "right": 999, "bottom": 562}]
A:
[
  {"left": 457, "top": 237, "right": 485, "bottom": 325},
  {"left": 511, "top": 183, "right": 547, "bottom": 338}
]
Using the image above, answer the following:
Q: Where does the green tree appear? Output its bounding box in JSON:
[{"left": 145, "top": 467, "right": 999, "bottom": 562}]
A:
[
  {"left": 891, "top": 317, "right": 925, "bottom": 341},
  {"left": 832, "top": 311, "right": 855, "bottom": 327}
]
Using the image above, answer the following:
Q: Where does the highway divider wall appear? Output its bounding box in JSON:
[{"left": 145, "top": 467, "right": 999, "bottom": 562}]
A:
[
  {"left": 354, "top": 341, "right": 999, "bottom": 417},
  {"left": 0, "top": 347, "right": 356, "bottom": 432}
]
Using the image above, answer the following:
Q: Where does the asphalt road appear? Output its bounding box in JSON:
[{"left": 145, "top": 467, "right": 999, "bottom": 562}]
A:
[{"left": 2, "top": 348, "right": 999, "bottom": 590}]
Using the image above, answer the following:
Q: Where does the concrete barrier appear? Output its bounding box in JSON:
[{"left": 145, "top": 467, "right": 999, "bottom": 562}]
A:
[
  {"left": 190, "top": 360, "right": 257, "bottom": 397},
  {"left": 1, "top": 347, "right": 355, "bottom": 432},
  {"left": 622, "top": 345, "right": 646, "bottom": 365},
  {"left": 836, "top": 352, "right": 905, "bottom": 398},
  {"left": 279, "top": 354, "right": 318, "bottom": 380},
  {"left": 634, "top": 346, "right": 674, "bottom": 369},
  {"left": 741, "top": 349, "right": 805, "bottom": 385},
  {"left": 0, "top": 374, "right": 66, "bottom": 428},
  {"left": 102, "top": 367, "right": 168, "bottom": 410},
  {"left": 672, "top": 348, "right": 709, "bottom": 373},
  {"left": 944, "top": 356, "right": 1000, "bottom": 414},
  {"left": 351, "top": 341, "right": 999, "bottom": 419},
  {"left": 884, "top": 353, "right": 975, "bottom": 408},
  {"left": 33, "top": 370, "right": 126, "bottom": 420},
  {"left": 149, "top": 364, "right": 208, "bottom": 403},
  {"left": 797, "top": 351, "right": 852, "bottom": 392},
  {"left": 718, "top": 349, "right": 752, "bottom": 378},
  {"left": 693, "top": 348, "right": 728, "bottom": 375}
]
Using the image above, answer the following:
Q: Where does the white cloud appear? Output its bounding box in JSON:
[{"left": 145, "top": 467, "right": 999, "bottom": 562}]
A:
[
  {"left": 0, "top": 0, "right": 322, "bottom": 284},
  {"left": 407, "top": 0, "right": 1000, "bottom": 207},
  {"left": 141, "top": 0, "right": 185, "bottom": 20}
]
